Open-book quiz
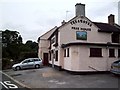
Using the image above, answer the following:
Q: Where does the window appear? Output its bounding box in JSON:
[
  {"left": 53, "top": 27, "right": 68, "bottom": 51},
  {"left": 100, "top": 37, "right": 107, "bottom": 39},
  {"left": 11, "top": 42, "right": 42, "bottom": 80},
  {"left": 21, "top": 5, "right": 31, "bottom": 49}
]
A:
[
  {"left": 118, "top": 49, "right": 120, "bottom": 57},
  {"left": 90, "top": 48, "right": 102, "bottom": 57},
  {"left": 55, "top": 51, "right": 58, "bottom": 61},
  {"left": 51, "top": 37, "right": 55, "bottom": 44},
  {"left": 112, "top": 33, "right": 119, "bottom": 43},
  {"left": 64, "top": 49, "right": 66, "bottom": 57},
  {"left": 22, "top": 60, "right": 28, "bottom": 63},
  {"left": 67, "top": 48, "right": 69, "bottom": 57},
  {"left": 28, "top": 59, "right": 33, "bottom": 63},
  {"left": 109, "top": 49, "right": 115, "bottom": 57}
]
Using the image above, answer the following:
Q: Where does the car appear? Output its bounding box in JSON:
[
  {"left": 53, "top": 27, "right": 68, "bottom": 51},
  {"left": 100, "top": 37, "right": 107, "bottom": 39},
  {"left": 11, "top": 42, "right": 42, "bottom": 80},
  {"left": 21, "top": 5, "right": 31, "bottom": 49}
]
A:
[
  {"left": 110, "top": 59, "right": 120, "bottom": 75},
  {"left": 12, "top": 58, "right": 43, "bottom": 71}
]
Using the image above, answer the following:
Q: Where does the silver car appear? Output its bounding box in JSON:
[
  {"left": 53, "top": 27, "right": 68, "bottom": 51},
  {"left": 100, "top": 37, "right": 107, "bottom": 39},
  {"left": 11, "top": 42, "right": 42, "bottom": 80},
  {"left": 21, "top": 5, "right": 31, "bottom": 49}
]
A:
[
  {"left": 12, "top": 58, "right": 43, "bottom": 71},
  {"left": 110, "top": 59, "right": 120, "bottom": 75}
]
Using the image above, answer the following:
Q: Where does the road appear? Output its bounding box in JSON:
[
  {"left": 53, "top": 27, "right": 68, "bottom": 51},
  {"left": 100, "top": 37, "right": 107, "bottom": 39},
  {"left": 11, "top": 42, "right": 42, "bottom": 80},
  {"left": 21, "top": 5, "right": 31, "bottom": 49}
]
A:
[
  {"left": 4, "top": 67, "right": 120, "bottom": 89},
  {"left": 0, "top": 71, "right": 31, "bottom": 90}
]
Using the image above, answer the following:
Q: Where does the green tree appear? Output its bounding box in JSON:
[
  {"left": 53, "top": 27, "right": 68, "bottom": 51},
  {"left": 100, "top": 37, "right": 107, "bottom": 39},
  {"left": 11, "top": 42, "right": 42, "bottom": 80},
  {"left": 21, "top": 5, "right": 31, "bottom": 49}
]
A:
[
  {"left": 25, "top": 40, "right": 38, "bottom": 51},
  {"left": 2, "top": 29, "right": 22, "bottom": 46},
  {"left": 2, "top": 30, "right": 38, "bottom": 69},
  {"left": 18, "top": 35, "right": 23, "bottom": 44}
]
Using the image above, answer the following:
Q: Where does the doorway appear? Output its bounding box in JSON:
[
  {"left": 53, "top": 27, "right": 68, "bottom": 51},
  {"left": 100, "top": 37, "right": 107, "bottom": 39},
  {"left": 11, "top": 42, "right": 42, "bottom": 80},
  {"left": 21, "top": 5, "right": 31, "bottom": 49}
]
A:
[{"left": 43, "top": 53, "right": 48, "bottom": 66}]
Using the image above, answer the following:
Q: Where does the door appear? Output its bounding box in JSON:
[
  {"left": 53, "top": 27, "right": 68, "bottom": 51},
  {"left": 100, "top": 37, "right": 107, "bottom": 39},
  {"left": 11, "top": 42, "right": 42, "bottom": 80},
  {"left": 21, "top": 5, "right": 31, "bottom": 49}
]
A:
[
  {"left": 27, "top": 59, "right": 34, "bottom": 68},
  {"left": 43, "top": 53, "right": 48, "bottom": 66},
  {"left": 21, "top": 60, "right": 28, "bottom": 69}
]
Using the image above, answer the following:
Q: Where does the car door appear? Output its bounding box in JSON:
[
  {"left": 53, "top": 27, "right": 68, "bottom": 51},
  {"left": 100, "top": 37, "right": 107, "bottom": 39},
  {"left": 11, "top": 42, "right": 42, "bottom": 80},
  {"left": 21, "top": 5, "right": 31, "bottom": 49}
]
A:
[
  {"left": 21, "top": 59, "right": 28, "bottom": 69},
  {"left": 27, "top": 59, "right": 34, "bottom": 68}
]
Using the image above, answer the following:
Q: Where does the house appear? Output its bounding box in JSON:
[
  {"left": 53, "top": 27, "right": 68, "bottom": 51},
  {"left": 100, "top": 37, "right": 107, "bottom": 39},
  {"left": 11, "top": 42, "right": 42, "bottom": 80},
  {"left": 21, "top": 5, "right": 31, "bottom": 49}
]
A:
[{"left": 38, "top": 3, "right": 120, "bottom": 73}]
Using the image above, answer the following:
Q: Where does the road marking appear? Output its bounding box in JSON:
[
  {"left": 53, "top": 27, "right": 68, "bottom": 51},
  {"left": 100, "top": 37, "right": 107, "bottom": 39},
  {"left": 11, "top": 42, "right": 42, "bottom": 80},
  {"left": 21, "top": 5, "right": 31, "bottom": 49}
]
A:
[
  {"left": 0, "top": 81, "right": 9, "bottom": 89},
  {"left": 0, "top": 71, "right": 31, "bottom": 89}
]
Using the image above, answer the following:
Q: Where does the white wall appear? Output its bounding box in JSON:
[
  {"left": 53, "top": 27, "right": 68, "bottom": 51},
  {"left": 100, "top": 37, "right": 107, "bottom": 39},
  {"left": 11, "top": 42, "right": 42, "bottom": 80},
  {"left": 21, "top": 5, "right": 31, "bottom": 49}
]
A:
[
  {"left": 66, "top": 45, "right": 120, "bottom": 72},
  {"left": 64, "top": 47, "right": 72, "bottom": 70},
  {"left": 38, "top": 26, "right": 57, "bottom": 59},
  {"left": 38, "top": 39, "right": 49, "bottom": 59},
  {"left": 59, "top": 16, "right": 111, "bottom": 45}
]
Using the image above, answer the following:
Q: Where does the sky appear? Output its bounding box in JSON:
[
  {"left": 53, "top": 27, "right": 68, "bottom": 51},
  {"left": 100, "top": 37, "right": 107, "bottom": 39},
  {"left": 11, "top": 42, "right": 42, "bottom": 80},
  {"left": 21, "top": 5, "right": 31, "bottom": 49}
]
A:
[{"left": 0, "top": 0, "right": 120, "bottom": 43}]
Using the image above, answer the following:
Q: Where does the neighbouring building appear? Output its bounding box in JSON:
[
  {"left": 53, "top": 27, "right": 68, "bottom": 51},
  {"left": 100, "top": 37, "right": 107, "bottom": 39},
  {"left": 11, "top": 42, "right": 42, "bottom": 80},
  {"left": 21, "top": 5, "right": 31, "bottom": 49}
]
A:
[{"left": 38, "top": 3, "right": 120, "bottom": 73}]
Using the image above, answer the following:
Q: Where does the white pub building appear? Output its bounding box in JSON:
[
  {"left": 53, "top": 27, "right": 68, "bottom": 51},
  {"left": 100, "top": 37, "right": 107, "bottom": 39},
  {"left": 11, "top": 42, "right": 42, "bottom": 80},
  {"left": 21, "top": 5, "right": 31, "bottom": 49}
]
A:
[{"left": 38, "top": 3, "right": 120, "bottom": 73}]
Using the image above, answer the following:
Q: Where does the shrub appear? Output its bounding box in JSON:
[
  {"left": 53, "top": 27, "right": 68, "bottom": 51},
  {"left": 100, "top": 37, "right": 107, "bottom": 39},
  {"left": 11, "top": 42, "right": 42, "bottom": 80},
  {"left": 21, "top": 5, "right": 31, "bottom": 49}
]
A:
[{"left": 2, "top": 58, "right": 12, "bottom": 70}]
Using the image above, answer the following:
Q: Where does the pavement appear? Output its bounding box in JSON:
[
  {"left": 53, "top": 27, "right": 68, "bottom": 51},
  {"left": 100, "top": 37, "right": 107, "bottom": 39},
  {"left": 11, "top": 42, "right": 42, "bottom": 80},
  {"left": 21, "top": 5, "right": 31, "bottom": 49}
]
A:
[{"left": 2, "top": 66, "right": 120, "bottom": 89}]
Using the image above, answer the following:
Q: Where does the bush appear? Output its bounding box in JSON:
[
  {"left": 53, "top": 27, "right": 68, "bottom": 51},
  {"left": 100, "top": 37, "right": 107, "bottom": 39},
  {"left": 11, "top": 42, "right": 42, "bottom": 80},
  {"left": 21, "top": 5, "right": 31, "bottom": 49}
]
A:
[
  {"left": 2, "top": 58, "right": 12, "bottom": 70},
  {"left": 18, "top": 52, "right": 38, "bottom": 62}
]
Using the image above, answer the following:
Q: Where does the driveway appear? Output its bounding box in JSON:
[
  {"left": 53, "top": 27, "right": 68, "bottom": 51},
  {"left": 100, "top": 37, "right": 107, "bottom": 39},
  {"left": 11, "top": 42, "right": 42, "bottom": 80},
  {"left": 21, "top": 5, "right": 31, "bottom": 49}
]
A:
[{"left": 3, "top": 67, "right": 119, "bottom": 88}]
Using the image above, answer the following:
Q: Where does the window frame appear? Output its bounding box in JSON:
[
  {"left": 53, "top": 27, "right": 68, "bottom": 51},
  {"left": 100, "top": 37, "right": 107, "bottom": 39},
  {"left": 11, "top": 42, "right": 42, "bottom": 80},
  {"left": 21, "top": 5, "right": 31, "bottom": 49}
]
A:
[
  {"left": 111, "top": 33, "right": 119, "bottom": 43},
  {"left": 64, "top": 49, "right": 66, "bottom": 57},
  {"left": 90, "top": 48, "right": 102, "bottom": 57},
  {"left": 67, "top": 48, "right": 69, "bottom": 57},
  {"left": 109, "top": 48, "right": 115, "bottom": 57},
  {"left": 55, "top": 50, "right": 58, "bottom": 61}
]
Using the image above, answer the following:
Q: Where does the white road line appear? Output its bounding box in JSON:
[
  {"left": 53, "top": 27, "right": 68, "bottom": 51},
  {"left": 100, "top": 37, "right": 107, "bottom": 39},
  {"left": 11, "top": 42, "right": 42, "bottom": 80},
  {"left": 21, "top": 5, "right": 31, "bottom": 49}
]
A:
[
  {"left": 0, "top": 71, "right": 31, "bottom": 89},
  {"left": 0, "top": 81, "right": 9, "bottom": 89}
]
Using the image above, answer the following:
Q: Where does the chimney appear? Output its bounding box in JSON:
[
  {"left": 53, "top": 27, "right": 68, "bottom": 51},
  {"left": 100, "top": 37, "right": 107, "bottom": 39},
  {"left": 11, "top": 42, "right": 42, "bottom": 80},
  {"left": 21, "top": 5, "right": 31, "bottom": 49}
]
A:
[
  {"left": 61, "top": 20, "right": 66, "bottom": 25},
  {"left": 108, "top": 14, "right": 115, "bottom": 25},
  {"left": 75, "top": 3, "right": 85, "bottom": 17}
]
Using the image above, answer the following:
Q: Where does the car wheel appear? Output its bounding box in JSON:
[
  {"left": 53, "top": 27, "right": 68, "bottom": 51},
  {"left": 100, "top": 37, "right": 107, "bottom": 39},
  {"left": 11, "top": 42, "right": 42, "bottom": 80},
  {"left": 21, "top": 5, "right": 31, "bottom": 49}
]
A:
[
  {"left": 35, "top": 64, "right": 40, "bottom": 69},
  {"left": 15, "top": 66, "right": 21, "bottom": 71}
]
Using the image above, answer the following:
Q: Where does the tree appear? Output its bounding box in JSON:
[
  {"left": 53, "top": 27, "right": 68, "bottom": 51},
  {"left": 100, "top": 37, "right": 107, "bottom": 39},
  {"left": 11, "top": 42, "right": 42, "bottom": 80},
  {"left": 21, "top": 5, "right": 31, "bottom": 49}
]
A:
[
  {"left": 2, "top": 29, "right": 23, "bottom": 46},
  {"left": 18, "top": 35, "right": 23, "bottom": 44},
  {"left": 2, "top": 30, "right": 38, "bottom": 69},
  {"left": 25, "top": 40, "right": 38, "bottom": 51}
]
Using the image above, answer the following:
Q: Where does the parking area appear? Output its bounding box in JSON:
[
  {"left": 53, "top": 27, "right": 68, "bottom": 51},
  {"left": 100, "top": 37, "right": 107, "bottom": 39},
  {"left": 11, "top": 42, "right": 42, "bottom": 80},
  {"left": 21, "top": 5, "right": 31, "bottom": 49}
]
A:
[{"left": 3, "top": 67, "right": 119, "bottom": 88}]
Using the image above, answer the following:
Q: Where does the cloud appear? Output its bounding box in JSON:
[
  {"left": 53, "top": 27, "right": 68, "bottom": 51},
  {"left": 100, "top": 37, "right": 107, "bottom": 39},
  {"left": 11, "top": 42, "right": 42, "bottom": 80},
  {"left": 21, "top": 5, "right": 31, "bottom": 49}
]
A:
[
  {"left": 87, "top": 2, "right": 118, "bottom": 23},
  {"left": 0, "top": 0, "right": 119, "bottom": 43}
]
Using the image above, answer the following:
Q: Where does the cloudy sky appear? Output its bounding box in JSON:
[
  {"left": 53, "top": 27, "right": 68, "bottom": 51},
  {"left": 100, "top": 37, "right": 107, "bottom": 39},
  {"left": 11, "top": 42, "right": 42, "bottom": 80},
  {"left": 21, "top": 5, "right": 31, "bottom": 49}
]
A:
[{"left": 0, "top": 0, "right": 120, "bottom": 43}]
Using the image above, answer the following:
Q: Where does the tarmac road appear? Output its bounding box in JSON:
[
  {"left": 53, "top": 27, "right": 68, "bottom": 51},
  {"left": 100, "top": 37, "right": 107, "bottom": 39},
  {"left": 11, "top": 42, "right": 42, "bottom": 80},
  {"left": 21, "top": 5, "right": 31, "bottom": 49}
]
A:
[
  {"left": 3, "top": 67, "right": 120, "bottom": 89},
  {"left": 0, "top": 71, "right": 31, "bottom": 90}
]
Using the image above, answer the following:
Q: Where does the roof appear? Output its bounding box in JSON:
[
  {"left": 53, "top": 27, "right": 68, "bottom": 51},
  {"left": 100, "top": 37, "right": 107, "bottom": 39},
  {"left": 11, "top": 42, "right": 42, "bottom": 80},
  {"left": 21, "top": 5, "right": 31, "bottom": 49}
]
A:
[
  {"left": 44, "top": 16, "right": 120, "bottom": 40},
  {"left": 48, "top": 28, "right": 59, "bottom": 40},
  {"left": 48, "top": 16, "right": 90, "bottom": 40},
  {"left": 93, "top": 22, "right": 120, "bottom": 33},
  {"left": 38, "top": 26, "right": 57, "bottom": 42}
]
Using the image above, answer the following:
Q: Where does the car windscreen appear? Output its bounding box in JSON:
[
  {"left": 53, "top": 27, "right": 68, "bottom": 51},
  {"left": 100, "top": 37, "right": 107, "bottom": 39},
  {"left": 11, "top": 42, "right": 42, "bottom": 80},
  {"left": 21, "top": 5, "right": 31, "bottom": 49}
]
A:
[{"left": 114, "top": 60, "right": 120, "bottom": 63}]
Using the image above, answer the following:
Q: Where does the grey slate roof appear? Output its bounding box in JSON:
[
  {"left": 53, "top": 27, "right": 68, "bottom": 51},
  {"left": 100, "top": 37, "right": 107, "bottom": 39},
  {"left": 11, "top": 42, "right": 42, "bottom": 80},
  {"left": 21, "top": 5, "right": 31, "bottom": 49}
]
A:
[{"left": 93, "top": 22, "right": 120, "bottom": 33}]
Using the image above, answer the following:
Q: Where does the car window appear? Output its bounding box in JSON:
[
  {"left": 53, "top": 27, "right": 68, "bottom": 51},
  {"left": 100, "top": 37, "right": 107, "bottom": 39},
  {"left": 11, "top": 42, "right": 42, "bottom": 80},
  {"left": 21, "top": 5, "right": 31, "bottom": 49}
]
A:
[
  {"left": 28, "top": 59, "right": 33, "bottom": 63},
  {"left": 22, "top": 60, "right": 28, "bottom": 63},
  {"left": 34, "top": 59, "right": 40, "bottom": 61}
]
